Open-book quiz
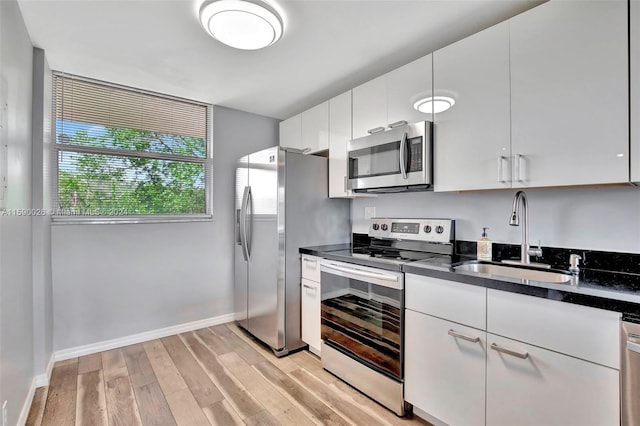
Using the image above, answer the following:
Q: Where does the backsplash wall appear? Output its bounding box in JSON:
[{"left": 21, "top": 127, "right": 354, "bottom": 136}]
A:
[{"left": 351, "top": 186, "right": 640, "bottom": 254}]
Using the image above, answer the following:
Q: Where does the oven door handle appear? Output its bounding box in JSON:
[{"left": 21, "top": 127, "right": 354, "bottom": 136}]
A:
[{"left": 321, "top": 262, "right": 399, "bottom": 282}]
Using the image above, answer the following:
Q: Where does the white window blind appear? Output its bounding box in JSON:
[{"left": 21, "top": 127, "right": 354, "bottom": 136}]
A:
[{"left": 52, "top": 73, "right": 212, "bottom": 220}]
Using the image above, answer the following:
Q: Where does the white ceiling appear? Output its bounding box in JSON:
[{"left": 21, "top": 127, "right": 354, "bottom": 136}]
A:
[{"left": 17, "top": 0, "right": 541, "bottom": 120}]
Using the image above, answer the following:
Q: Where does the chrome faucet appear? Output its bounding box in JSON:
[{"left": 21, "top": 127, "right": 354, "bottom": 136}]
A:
[{"left": 509, "top": 191, "right": 542, "bottom": 264}]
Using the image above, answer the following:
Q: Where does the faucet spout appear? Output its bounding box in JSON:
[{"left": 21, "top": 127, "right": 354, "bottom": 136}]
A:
[{"left": 509, "top": 191, "right": 530, "bottom": 264}]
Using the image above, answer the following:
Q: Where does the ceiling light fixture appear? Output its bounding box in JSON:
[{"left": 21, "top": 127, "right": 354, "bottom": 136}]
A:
[
  {"left": 199, "top": 0, "right": 283, "bottom": 50},
  {"left": 413, "top": 96, "right": 456, "bottom": 114}
]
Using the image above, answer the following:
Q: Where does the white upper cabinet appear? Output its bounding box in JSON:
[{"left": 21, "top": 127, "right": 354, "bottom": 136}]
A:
[
  {"left": 280, "top": 103, "right": 329, "bottom": 154},
  {"left": 301, "top": 101, "right": 329, "bottom": 153},
  {"left": 510, "top": 0, "right": 628, "bottom": 188},
  {"left": 352, "top": 75, "right": 387, "bottom": 139},
  {"left": 632, "top": 0, "right": 640, "bottom": 183},
  {"left": 352, "top": 54, "right": 432, "bottom": 140},
  {"left": 387, "top": 54, "right": 433, "bottom": 127},
  {"left": 434, "top": 22, "right": 511, "bottom": 192},
  {"left": 328, "top": 91, "right": 352, "bottom": 198},
  {"left": 279, "top": 113, "right": 302, "bottom": 151}
]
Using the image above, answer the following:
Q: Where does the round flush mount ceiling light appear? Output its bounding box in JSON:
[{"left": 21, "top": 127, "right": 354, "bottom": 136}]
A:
[
  {"left": 199, "top": 0, "right": 283, "bottom": 50},
  {"left": 413, "top": 96, "right": 456, "bottom": 114}
]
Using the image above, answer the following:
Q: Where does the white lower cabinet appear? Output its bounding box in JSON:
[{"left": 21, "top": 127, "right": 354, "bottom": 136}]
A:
[
  {"left": 301, "top": 278, "right": 320, "bottom": 355},
  {"left": 486, "top": 333, "right": 620, "bottom": 426},
  {"left": 405, "top": 273, "right": 620, "bottom": 426},
  {"left": 405, "top": 310, "right": 486, "bottom": 426}
]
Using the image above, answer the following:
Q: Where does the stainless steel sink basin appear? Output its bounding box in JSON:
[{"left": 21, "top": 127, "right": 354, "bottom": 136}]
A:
[{"left": 453, "top": 262, "right": 573, "bottom": 284}]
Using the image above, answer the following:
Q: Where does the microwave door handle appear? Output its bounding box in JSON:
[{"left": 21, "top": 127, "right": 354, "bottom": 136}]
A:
[{"left": 399, "top": 132, "right": 408, "bottom": 179}]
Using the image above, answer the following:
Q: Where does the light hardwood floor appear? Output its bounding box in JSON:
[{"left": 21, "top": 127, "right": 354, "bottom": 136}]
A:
[{"left": 26, "top": 322, "right": 430, "bottom": 426}]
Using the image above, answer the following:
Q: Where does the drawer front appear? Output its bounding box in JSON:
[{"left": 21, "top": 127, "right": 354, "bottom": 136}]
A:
[
  {"left": 406, "top": 274, "right": 486, "bottom": 330},
  {"left": 487, "top": 333, "right": 620, "bottom": 426},
  {"left": 301, "top": 255, "right": 321, "bottom": 282},
  {"left": 487, "top": 289, "right": 621, "bottom": 368}
]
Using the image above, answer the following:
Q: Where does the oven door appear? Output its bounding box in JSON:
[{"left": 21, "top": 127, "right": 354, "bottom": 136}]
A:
[
  {"left": 347, "top": 121, "right": 431, "bottom": 191},
  {"left": 320, "top": 260, "right": 404, "bottom": 380}
]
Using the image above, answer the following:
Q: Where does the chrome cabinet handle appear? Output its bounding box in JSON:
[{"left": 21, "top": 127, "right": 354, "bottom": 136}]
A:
[
  {"left": 302, "top": 284, "right": 317, "bottom": 291},
  {"left": 491, "top": 342, "right": 529, "bottom": 359},
  {"left": 367, "top": 126, "right": 385, "bottom": 134},
  {"left": 628, "top": 341, "right": 640, "bottom": 354},
  {"left": 515, "top": 154, "right": 525, "bottom": 182},
  {"left": 498, "top": 156, "right": 508, "bottom": 183},
  {"left": 388, "top": 120, "right": 407, "bottom": 129},
  {"left": 399, "top": 132, "right": 408, "bottom": 179},
  {"left": 448, "top": 329, "right": 480, "bottom": 343},
  {"left": 303, "top": 258, "right": 317, "bottom": 267}
]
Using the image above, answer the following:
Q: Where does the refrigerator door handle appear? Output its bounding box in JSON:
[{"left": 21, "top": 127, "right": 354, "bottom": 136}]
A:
[
  {"left": 246, "top": 186, "right": 253, "bottom": 258},
  {"left": 240, "top": 185, "right": 250, "bottom": 261}
]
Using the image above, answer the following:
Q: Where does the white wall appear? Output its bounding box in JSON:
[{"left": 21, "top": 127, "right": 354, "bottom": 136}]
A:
[
  {"left": 352, "top": 186, "right": 640, "bottom": 253},
  {"left": 32, "top": 47, "right": 53, "bottom": 379},
  {"left": 51, "top": 105, "right": 278, "bottom": 351},
  {"left": 0, "top": 0, "right": 35, "bottom": 423}
]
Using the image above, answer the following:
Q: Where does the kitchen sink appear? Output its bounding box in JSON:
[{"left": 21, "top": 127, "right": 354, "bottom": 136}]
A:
[{"left": 453, "top": 261, "right": 573, "bottom": 284}]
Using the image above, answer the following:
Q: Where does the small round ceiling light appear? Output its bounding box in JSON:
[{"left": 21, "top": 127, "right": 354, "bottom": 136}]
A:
[
  {"left": 199, "top": 0, "right": 283, "bottom": 50},
  {"left": 413, "top": 96, "right": 456, "bottom": 114}
]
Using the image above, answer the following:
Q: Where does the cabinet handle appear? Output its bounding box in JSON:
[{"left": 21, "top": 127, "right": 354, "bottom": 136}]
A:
[
  {"left": 514, "top": 154, "right": 525, "bottom": 182},
  {"left": 367, "top": 126, "right": 386, "bottom": 134},
  {"left": 303, "top": 258, "right": 317, "bottom": 267},
  {"left": 628, "top": 341, "right": 640, "bottom": 354},
  {"left": 388, "top": 120, "right": 407, "bottom": 129},
  {"left": 448, "top": 329, "right": 480, "bottom": 343},
  {"left": 302, "top": 284, "right": 316, "bottom": 290},
  {"left": 498, "top": 156, "right": 508, "bottom": 183},
  {"left": 490, "top": 342, "right": 529, "bottom": 359}
]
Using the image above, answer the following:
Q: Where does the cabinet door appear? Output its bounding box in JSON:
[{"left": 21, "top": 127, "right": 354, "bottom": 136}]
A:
[
  {"left": 434, "top": 22, "right": 511, "bottom": 192},
  {"left": 279, "top": 114, "right": 302, "bottom": 150},
  {"left": 487, "top": 333, "right": 619, "bottom": 426},
  {"left": 301, "top": 278, "right": 321, "bottom": 355},
  {"left": 301, "top": 101, "right": 329, "bottom": 154},
  {"left": 510, "top": 0, "right": 628, "bottom": 188},
  {"left": 329, "top": 91, "right": 352, "bottom": 198},
  {"left": 405, "top": 310, "right": 486, "bottom": 426},
  {"left": 352, "top": 75, "right": 387, "bottom": 139},
  {"left": 387, "top": 54, "right": 432, "bottom": 127},
  {"left": 632, "top": 0, "right": 640, "bottom": 182}
]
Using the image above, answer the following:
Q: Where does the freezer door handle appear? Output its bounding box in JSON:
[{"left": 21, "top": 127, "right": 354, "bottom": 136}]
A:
[
  {"left": 246, "top": 186, "right": 253, "bottom": 258},
  {"left": 628, "top": 340, "right": 640, "bottom": 354},
  {"left": 240, "top": 186, "right": 250, "bottom": 261},
  {"left": 236, "top": 209, "right": 242, "bottom": 245}
]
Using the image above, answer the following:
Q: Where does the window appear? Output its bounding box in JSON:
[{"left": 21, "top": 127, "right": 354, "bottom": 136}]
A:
[{"left": 52, "top": 73, "right": 212, "bottom": 222}]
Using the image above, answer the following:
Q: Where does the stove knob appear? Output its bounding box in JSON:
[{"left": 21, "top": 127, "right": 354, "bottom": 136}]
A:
[
  {"left": 372, "top": 223, "right": 380, "bottom": 231},
  {"left": 424, "top": 225, "right": 432, "bottom": 233},
  {"left": 436, "top": 225, "right": 444, "bottom": 234},
  {"left": 381, "top": 224, "right": 389, "bottom": 231}
]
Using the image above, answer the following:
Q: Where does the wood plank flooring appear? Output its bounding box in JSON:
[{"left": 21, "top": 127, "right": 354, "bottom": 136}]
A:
[{"left": 27, "top": 322, "right": 431, "bottom": 426}]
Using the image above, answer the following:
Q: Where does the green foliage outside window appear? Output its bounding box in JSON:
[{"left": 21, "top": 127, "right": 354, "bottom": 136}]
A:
[{"left": 57, "top": 125, "right": 207, "bottom": 215}]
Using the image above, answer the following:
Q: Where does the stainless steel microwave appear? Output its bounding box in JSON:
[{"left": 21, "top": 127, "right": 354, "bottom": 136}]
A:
[{"left": 347, "top": 121, "right": 433, "bottom": 193}]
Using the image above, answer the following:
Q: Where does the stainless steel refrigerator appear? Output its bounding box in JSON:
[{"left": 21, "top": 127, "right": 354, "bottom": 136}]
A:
[{"left": 234, "top": 146, "right": 350, "bottom": 355}]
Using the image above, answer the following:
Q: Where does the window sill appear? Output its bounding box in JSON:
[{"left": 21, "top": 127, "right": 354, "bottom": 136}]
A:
[{"left": 51, "top": 214, "right": 213, "bottom": 225}]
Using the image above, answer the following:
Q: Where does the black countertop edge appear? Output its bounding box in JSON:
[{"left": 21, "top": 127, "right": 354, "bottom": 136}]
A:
[
  {"left": 403, "top": 263, "right": 640, "bottom": 320},
  {"left": 299, "top": 244, "right": 351, "bottom": 256}
]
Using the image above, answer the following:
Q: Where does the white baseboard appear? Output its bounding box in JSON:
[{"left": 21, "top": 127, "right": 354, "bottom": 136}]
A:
[
  {"left": 54, "top": 313, "right": 236, "bottom": 362},
  {"left": 17, "top": 378, "right": 36, "bottom": 426},
  {"left": 35, "top": 354, "right": 55, "bottom": 387}
]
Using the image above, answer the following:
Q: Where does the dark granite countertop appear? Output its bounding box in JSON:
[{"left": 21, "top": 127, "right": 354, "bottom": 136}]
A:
[{"left": 300, "top": 245, "right": 640, "bottom": 321}]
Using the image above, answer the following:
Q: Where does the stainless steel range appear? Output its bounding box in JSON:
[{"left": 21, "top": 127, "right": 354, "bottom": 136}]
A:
[{"left": 320, "top": 218, "right": 455, "bottom": 416}]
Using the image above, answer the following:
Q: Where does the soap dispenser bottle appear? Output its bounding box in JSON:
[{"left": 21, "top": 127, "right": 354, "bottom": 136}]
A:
[{"left": 477, "top": 227, "right": 492, "bottom": 261}]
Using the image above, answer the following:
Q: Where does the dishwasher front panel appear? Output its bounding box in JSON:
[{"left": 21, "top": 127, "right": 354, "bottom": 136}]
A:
[{"left": 621, "top": 320, "right": 640, "bottom": 426}]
